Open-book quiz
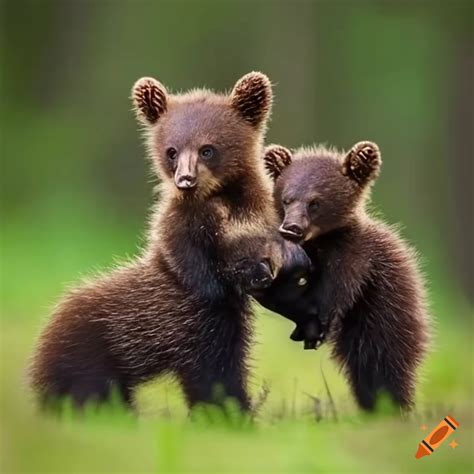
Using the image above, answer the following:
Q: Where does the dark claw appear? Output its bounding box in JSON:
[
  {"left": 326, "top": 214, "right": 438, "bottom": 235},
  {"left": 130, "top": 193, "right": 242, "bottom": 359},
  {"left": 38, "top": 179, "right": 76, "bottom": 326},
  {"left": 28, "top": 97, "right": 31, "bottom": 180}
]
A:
[
  {"left": 304, "top": 339, "right": 317, "bottom": 350},
  {"left": 290, "top": 325, "right": 305, "bottom": 341}
]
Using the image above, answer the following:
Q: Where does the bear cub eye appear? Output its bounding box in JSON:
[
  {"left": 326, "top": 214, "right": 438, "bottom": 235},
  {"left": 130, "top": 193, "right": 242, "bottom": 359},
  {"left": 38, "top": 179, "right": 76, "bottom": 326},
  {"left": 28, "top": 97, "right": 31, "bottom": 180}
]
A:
[
  {"left": 309, "top": 199, "right": 320, "bottom": 211},
  {"left": 297, "top": 276, "right": 308, "bottom": 286},
  {"left": 199, "top": 145, "right": 215, "bottom": 160},
  {"left": 166, "top": 147, "right": 177, "bottom": 161}
]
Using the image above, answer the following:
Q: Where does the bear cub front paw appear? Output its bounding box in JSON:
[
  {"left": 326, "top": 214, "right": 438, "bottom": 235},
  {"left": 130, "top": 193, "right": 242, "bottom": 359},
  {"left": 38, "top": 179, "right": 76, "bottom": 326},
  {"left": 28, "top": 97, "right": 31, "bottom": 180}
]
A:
[{"left": 290, "top": 319, "right": 326, "bottom": 350}]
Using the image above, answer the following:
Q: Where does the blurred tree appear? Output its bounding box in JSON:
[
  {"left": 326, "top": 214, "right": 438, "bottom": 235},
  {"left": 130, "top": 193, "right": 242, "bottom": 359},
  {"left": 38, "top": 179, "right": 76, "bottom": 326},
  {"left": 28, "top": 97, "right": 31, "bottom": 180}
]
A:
[{"left": 1, "top": 0, "right": 472, "bottom": 309}]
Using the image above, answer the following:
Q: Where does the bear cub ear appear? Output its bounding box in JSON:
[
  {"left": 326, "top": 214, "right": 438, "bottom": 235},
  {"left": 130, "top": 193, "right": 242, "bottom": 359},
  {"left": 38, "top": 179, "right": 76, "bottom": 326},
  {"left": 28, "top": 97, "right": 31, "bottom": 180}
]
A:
[
  {"left": 231, "top": 72, "right": 272, "bottom": 128},
  {"left": 132, "top": 77, "right": 168, "bottom": 124},
  {"left": 342, "top": 141, "right": 381, "bottom": 185},
  {"left": 264, "top": 144, "right": 292, "bottom": 180}
]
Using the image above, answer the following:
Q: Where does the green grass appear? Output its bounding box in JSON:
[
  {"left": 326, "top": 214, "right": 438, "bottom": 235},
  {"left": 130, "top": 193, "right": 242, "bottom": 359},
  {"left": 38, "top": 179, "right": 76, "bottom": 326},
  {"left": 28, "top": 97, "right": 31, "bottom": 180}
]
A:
[
  {"left": 1, "top": 211, "right": 473, "bottom": 473},
  {"left": 2, "top": 310, "right": 473, "bottom": 473}
]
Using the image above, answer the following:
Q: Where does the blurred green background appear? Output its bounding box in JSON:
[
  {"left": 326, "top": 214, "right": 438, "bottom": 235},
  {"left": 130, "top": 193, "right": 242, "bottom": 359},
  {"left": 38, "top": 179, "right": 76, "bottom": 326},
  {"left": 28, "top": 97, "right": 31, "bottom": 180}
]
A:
[{"left": 1, "top": 1, "right": 473, "bottom": 473}]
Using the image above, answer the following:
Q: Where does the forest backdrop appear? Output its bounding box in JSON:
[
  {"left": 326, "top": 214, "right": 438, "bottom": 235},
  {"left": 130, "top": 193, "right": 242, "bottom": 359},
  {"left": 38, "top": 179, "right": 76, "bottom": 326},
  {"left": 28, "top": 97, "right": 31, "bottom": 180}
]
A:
[{"left": 1, "top": 1, "right": 473, "bottom": 473}]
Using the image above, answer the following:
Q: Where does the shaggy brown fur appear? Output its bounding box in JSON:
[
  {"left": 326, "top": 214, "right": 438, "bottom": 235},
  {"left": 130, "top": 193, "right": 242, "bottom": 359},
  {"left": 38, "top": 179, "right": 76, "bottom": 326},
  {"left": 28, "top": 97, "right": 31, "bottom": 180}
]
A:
[
  {"left": 262, "top": 141, "right": 431, "bottom": 411},
  {"left": 29, "top": 72, "right": 296, "bottom": 412}
]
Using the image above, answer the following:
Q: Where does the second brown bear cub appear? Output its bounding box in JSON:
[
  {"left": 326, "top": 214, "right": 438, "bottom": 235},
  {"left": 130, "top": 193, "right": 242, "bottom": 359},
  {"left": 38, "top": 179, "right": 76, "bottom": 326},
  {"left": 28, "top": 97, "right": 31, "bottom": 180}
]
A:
[
  {"left": 29, "top": 73, "right": 306, "bottom": 412},
  {"left": 262, "top": 141, "right": 431, "bottom": 410}
]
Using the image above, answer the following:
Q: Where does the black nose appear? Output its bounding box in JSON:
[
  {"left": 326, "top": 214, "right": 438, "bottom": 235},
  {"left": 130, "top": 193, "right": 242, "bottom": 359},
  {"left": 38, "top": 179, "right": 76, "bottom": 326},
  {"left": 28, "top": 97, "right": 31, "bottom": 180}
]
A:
[
  {"left": 176, "top": 176, "right": 197, "bottom": 189},
  {"left": 279, "top": 223, "right": 304, "bottom": 239}
]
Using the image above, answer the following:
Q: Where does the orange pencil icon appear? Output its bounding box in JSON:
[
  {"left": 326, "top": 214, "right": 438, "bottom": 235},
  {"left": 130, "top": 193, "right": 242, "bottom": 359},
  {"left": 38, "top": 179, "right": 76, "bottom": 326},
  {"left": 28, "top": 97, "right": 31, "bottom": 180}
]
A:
[{"left": 415, "top": 416, "right": 459, "bottom": 459}]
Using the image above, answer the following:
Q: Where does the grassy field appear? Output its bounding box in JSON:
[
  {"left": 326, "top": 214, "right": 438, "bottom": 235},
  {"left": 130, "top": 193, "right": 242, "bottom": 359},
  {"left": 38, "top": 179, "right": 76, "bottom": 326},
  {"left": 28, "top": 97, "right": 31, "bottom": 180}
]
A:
[
  {"left": 2, "top": 2, "right": 472, "bottom": 472},
  {"left": 1, "top": 211, "right": 473, "bottom": 474}
]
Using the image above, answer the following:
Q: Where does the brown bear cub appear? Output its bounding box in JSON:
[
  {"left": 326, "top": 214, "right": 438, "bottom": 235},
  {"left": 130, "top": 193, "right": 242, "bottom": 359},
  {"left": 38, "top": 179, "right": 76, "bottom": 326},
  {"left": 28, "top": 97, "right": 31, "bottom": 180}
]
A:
[
  {"left": 29, "top": 72, "right": 308, "bottom": 412},
  {"left": 262, "top": 141, "right": 431, "bottom": 411}
]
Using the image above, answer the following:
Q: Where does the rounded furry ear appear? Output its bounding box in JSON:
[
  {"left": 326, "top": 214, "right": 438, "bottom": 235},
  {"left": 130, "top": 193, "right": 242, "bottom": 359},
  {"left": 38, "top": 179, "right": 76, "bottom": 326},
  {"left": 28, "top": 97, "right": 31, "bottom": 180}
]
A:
[
  {"left": 132, "top": 77, "right": 168, "bottom": 124},
  {"left": 342, "top": 141, "right": 381, "bottom": 185},
  {"left": 231, "top": 72, "right": 272, "bottom": 128},
  {"left": 264, "top": 144, "right": 292, "bottom": 180}
]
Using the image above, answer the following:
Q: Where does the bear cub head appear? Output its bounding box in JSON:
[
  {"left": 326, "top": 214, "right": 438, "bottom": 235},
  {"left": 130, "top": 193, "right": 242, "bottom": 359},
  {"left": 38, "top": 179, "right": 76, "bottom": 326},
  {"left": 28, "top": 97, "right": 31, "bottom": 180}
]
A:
[
  {"left": 264, "top": 141, "right": 382, "bottom": 243},
  {"left": 132, "top": 72, "right": 272, "bottom": 199}
]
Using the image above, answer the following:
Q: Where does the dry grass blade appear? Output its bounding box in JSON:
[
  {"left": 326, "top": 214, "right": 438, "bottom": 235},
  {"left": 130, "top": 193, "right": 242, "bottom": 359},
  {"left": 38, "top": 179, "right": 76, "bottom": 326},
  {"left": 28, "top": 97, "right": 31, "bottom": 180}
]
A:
[
  {"left": 303, "top": 392, "right": 323, "bottom": 422},
  {"left": 320, "top": 361, "right": 338, "bottom": 422},
  {"left": 251, "top": 380, "right": 271, "bottom": 419}
]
